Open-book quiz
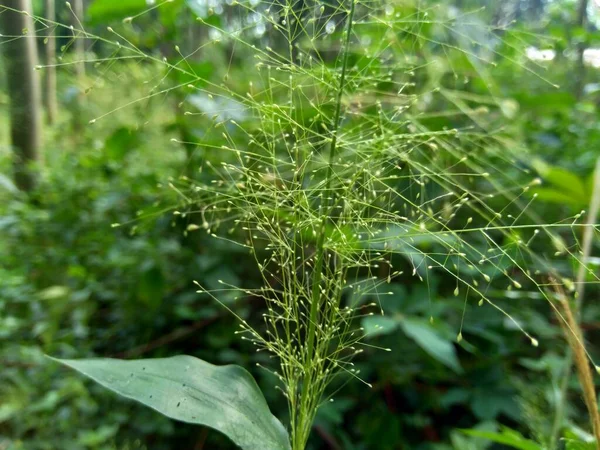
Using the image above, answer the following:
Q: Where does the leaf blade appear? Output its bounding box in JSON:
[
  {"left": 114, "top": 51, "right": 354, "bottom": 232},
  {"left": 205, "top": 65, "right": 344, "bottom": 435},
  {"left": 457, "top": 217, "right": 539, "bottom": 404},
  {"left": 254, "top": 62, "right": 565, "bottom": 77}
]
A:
[
  {"left": 461, "top": 428, "right": 541, "bottom": 450},
  {"left": 49, "top": 355, "right": 290, "bottom": 450},
  {"left": 400, "top": 318, "right": 462, "bottom": 373},
  {"left": 564, "top": 439, "right": 597, "bottom": 450}
]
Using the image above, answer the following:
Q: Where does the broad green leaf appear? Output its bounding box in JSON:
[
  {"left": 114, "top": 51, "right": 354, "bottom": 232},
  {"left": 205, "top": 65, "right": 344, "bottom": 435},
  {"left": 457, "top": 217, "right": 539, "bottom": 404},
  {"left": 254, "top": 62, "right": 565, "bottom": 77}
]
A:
[
  {"left": 159, "top": 0, "right": 184, "bottom": 28},
  {"left": 516, "top": 91, "right": 575, "bottom": 114},
  {"left": 564, "top": 440, "right": 597, "bottom": 450},
  {"left": 104, "top": 127, "right": 141, "bottom": 161},
  {"left": 461, "top": 427, "right": 542, "bottom": 450},
  {"left": 175, "top": 61, "right": 214, "bottom": 85},
  {"left": 532, "top": 160, "right": 586, "bottom": 200},
  {"left": 87, "top": 0, "right": 147, "bottom": 24},
  {"left": 362, "top": 315, "right": 399, "bottom": 337},
  {"left": 470, "top": 389, "right": 519, "bottom": 420},
  {"left": 530, "top": 187, "right": 585, "bottom": 209},
  {"left": 50, "top": 355, "right": 291, "bottom": 450},
  {"left": 585, "top": 171, "right": 598, "bottom": 198},
  {"left": 400, "top": 318, "right": 462, "bottom": 373}
]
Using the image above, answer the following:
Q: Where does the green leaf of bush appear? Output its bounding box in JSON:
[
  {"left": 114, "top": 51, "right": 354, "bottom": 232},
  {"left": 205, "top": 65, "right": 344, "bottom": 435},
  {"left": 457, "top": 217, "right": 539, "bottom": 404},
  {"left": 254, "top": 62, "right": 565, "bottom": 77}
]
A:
[
  {"left": 461, "top": 427, "right": 541, "bottom": 450},
  {"left": 400, "top": 318, "right": 462, "bottom": 373},
  {"left": 362, "top": 315, "right": 399, "bottom": 337},
  {"left": 564, "top": 440, "right": 597, "bottom": 450},
  {"left": 532, "top": 160, "right": 587, "bottom": 200},
  {"left": 87, "top": 0, "right": 146, "bottom": 24},
  {"left": 49, "top": 355, "right": 291, "bottom": 450},
  {"left": 530, "top": 187, "right": 585, "bottom": 208}
]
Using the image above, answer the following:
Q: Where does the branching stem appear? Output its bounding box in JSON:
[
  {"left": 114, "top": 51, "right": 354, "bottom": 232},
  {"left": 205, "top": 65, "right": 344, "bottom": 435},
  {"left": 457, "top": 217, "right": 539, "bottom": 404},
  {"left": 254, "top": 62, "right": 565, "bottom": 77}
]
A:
[
  {"left": 306, "top": 0, "right": 356, "bottom": 365},
  {"left": 293, "top": 3, "right": 356, "bottom": 449}
]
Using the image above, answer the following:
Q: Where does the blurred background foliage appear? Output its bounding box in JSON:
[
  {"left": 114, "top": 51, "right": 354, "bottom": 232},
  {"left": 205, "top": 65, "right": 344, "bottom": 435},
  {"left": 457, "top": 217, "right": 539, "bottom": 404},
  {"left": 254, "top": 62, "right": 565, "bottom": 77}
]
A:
[{"left": 1, "top": 0, "right": 600, "bottom": 448}]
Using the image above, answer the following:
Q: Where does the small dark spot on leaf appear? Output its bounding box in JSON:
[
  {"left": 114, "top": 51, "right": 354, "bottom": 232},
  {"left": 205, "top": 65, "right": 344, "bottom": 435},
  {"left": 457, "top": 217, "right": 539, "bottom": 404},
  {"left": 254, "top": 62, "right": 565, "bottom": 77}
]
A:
[
  {"left": 149, "top": 395, "right": 153, "bottom": 398},
  {"left": 177, "top": 402, "right": 180, "bottom": 407}
]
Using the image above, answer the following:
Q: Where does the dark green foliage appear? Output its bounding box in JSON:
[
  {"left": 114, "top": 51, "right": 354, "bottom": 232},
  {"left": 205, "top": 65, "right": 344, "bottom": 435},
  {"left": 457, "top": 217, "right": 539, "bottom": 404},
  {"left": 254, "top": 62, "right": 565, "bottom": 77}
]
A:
[{"left": 1, "top": 0, "right": 599, "bottom": 449}]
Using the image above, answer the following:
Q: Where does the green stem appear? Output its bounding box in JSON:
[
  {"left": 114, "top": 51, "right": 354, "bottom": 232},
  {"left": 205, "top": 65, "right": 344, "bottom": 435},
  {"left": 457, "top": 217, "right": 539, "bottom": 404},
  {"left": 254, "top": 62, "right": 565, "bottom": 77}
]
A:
[
  {"left": 293, "top": 4, "right": 356, "bottom": 449},
  {"left": 305, "top": 0, "right": 356, "bottom": 363}
]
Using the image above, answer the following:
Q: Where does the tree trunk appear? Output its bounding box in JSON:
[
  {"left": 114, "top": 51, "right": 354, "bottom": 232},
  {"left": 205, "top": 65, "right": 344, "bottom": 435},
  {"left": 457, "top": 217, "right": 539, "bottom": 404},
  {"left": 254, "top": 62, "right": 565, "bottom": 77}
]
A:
[
  {"left": 44, "top": 0, "right": 57, "bottom": 124},
  {"left": 0, "top": 0, "right": 43, "bottom": 191},
  {"left": 68, "top": 0, "right": 85, "bottom": 133}
]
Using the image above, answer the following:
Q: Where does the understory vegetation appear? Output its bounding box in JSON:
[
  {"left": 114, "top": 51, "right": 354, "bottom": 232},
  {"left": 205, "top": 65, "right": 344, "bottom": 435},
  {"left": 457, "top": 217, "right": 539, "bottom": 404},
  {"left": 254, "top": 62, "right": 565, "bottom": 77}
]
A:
[{"left": 1, "top": 0, "right": 600, "bottom": 449}]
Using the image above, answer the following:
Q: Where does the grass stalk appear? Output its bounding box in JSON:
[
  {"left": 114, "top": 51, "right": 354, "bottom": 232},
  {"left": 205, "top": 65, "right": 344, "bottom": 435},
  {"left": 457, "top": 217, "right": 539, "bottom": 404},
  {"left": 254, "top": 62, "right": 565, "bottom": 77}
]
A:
[
  {"left": 550, "top": 157, "right": 600, "bottom": 449},
  {"left": 552, "top": 283, "right": 600, "bottom": 448}
]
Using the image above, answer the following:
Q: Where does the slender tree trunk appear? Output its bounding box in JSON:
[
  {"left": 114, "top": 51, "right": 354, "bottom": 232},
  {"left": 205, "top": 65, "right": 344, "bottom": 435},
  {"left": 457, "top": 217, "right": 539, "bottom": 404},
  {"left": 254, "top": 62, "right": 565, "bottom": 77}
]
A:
[
  {"left": 0, "top": 0, "right": 43, "bottom": 191},
  {"left": 44, "top": 0, "right": 57, "bottom": 124},
  {"left": 68, "top": 0, "right": 85, "bottom": 132}
]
